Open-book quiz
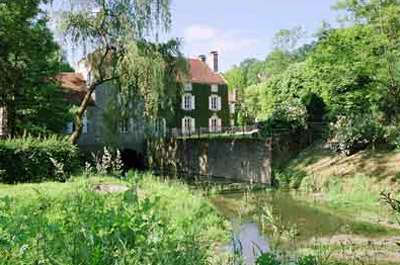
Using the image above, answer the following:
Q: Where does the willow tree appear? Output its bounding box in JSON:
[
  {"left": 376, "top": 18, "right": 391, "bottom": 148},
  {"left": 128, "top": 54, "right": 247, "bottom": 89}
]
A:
[{"left": 60, "top": 0, "right": 184, "bottom": 144}]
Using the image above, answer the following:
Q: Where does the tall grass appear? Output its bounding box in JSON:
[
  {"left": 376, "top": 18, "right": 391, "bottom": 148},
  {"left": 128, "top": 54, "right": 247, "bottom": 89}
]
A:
[{"left": 0, "top": 173, "right": 228, "bottom": 265}]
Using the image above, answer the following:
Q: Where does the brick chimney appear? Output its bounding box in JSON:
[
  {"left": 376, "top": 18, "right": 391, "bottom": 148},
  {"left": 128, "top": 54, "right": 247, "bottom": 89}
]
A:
[{"left": 209, "top": 51, "right": 219, "bottom": 72}]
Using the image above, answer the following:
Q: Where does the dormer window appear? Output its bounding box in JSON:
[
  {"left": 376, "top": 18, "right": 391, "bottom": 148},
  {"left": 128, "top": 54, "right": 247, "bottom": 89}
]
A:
[
  {"left": 211, "top": 84, "right": 218, "bottom": 93},
  {"left": 184, "top": 82, "right": 192, "bottom": 91}
]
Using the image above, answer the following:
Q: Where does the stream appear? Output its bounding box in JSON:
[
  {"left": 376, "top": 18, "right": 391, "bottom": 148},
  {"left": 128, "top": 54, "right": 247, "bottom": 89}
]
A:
[{"left": 209, "top": 190, "right": 396, "bottom": 265}]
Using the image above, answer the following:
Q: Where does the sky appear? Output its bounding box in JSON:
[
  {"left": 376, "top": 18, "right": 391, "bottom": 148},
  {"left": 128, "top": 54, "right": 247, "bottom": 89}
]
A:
[
  {"left": 49, "top": 0, "right": 340, "bottom": 72},
  {"left": 165, "top": 0, "right": 340, "bottom": 71}
]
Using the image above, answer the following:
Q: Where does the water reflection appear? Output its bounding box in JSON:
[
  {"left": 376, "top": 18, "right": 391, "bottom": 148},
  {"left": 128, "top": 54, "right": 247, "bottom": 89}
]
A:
[{"left": 228, "top": 222, "right": 269, "bottom": 265}]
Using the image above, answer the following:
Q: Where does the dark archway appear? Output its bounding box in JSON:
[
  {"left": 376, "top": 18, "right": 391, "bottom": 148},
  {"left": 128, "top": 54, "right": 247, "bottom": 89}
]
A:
[{"left": 120, "top": 149, "right": 146, "bottom": 172}]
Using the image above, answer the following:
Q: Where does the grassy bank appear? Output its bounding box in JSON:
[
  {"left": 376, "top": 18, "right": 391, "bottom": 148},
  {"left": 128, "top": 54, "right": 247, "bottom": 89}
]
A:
[
  {"left": 271, "top": 143, "right": 400, "bottom": 264},
  {"left": 0, "top": 173, "right": 229, "bottom": 265}
]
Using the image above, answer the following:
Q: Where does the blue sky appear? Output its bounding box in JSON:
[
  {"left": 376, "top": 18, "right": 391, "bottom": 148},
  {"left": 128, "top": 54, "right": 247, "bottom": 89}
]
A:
[{"left": 165, "top": 0, "right": 340, "bottom": 71}]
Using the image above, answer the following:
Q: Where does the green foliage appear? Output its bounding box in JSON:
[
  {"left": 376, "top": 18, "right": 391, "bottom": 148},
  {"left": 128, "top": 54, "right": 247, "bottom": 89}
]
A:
[
  {"left": 226, "top": 1, "right": 400, "bottom": 152},
  {"left": 273, "top": 169, "right": 308, "bottom": 189},
  {"left": 0, "top": 136, "right": 79, "bottom": 183},
  {"left": 255, "top": 253, "right": 336, "bottom": 265},
  {"left": 256, "top": 253, "right": 281, "bottom": 265},
  {"left": 0, "top": 174, "right": 227, "bottom": 265},
  {"left": 329, "top": 115, "right": 386, "bottom": 155},
  {"left": 296, "top": 255, "right": 318, "bottom": 265},
  {"left": 60, "top": 0, "right": 183, "bottom": 144},
  {"left": 0, "top": 0, "right": 73, "bottom": 136},
  {"left": 258, "top": 98, "right": 308, "bottom": 137}
]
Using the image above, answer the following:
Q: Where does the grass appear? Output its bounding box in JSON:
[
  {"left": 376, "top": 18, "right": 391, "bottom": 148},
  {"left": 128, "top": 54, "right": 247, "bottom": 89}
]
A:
[
  {"left": 0, "top": 172, "right": 230, "bottom": 265},
  {"left": 267, "top": 143, "right": 400, "bottom": 264}
]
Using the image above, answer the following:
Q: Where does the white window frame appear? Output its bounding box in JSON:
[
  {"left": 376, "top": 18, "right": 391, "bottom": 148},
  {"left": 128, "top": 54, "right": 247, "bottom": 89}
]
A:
[
  {"left": 184, "top": 82, "right": 192, "bottom": 91},
  {"left": 211, "top": 84, "right": 218, "bottom": 93},
  {"left": 182, "top": 93, "right": 195, "bottom": 111},
  {"left": 209, "top": 115, "right": 222, "bottom": 132},
  {"left": 229, "top": 103, "right": 235, "bottom": 114},
  {"left": 120, "top": 119, "right": 130, "bottom": 134},
  {"left": 209, "top": 95, "right": 221, "bottom": 111},
  {"left": 0, "top": 106, "right": 4, "bottom": 136},
  {"left": 182, "top": 116, "right": 195, "bottom": 134}
]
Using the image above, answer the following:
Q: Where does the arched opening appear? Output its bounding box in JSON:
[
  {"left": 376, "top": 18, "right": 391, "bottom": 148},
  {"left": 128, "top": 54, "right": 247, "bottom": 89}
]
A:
[{"left": 120, "top": 149, "right": 146, "bottom": 172}]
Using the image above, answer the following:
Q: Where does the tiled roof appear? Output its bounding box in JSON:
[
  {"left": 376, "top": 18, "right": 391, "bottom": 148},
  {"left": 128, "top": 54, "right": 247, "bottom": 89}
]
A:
[
  {"left": 55, "top": 73, "right": 95, "bottom": 106},
  {"left": 188, "top": 59, "right": 226, "bottom": 85}
]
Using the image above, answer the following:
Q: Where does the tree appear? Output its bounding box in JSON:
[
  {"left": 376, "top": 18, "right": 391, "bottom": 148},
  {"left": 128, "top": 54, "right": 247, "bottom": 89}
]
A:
[
  {"left": 334, "top": 0, "right": 400, "bottom": 121},
  {"left": 0, "top": 0, "right": 72, "bottom": 136},
  {"left": 272, "top": 26, "right": 307, "bottom": 52},
  {"left": 60, "top": 0, "right": 184, "bottom": 144},
  {"left": 309, "top": 25, "right": 384, "bottom": 118}
]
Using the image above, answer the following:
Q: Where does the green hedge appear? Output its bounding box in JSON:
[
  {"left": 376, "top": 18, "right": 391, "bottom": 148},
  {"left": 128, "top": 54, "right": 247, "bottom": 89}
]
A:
[{"left": 0, "top": 136, "right": 79, "bottom": 183}]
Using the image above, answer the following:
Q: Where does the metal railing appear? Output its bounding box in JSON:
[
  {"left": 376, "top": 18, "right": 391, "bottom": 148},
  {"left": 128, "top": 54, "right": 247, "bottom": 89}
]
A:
[{"left": 164, "top": 125, "right": 259, "bottom": 139}]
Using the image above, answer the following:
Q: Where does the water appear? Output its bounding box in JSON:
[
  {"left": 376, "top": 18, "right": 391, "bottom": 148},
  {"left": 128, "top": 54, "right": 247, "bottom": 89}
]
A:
[
  {"left": 228, "top": 222, "right": 269, "bottom": 264},
  {"left": 210, "top": 190, "right": 391, "bottom": 264}
]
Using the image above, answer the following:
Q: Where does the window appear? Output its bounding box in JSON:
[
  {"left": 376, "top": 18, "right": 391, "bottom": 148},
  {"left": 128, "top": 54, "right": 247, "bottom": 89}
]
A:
[
  {"left": 0, "top": 107, "right": 5, "bottom": 136},
  {"left": 184, "top": 82, "right": 192, "bottom": 91},
  {"left": 65, "top": 122, "right": 74, "bottom": 134},
  {"left": 83, "top": 113, "right": 89, "bottom": 134},
  {"left": 154, "top": 118, "right": 166, "bottom": 137},
  {"left": 229, "top": 103, "right": 235, "bottom": 114},
  {"left": 182, "top": 117, "right": 195, "bottom": 134},
  {"left": 120, "top": 119, "right": 129, "bottom": 134},
  {"left": 209, "top": 95, "right": 221, "bottom": 111},
  {"left": 211, "top": 84, "right": 218, "bottom": 93},
  {"left": 182, "top": 93, "right": 195, "bottom": 110},
  {"left": 209, "top": 115, "right": 221, "bottom": 132}
]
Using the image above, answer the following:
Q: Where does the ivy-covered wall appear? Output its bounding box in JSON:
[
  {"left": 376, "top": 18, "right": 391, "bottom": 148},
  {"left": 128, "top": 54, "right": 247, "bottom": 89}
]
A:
[{"left": 172, "top": 83, "right": 230, "bottom": 129}]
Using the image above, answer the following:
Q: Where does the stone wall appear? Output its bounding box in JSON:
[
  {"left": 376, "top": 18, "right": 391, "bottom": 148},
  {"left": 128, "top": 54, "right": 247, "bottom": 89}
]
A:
[{"left": 148, "top": 138, "right": 272, "bottom": 185}]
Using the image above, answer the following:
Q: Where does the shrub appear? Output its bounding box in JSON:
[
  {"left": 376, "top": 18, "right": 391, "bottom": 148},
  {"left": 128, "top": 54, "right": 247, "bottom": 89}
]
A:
[
  {"left": 258, "top": 99, "right": 308, "bottom": 137},
  {"left": 0, "top": 136, "right": 79, "bottom": 183},
  {"left": 328, "top": 115, "right": 385, "bottom": 155}
]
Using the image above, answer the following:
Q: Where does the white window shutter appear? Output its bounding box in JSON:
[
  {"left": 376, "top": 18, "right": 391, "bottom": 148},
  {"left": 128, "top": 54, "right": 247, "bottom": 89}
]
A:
[
  {"left": 191, "top": 118, "right": 195, "bottom": 133},
  {"left": 192, "top": 95, "right": 195, "bottom": 110},
  {"left": 209, "top": 96, "right": 212, "bottom": 110},
  {"left": 217, "top": 118, "right": 222, "bottom": 132},
  {"left": 208, "top": 118, "right": 212, "bottom": 132},
  {"left": 181, "top": 95, "right": 185, "bottom": 110},
  {"left": 181, "top": 118, "right": 185, "bottom": 133},
  {"left": 218, "top": 97, "right": 222, "bottom": 111}
]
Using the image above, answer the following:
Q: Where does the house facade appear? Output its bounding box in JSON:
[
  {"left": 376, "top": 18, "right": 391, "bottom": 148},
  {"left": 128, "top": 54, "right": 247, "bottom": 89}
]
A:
[
  {"left": 174, "top": 51, "right": 234, "bottom": 134},
  {"left": 0, "top": 50, "right": 236, "bottom": 152}
]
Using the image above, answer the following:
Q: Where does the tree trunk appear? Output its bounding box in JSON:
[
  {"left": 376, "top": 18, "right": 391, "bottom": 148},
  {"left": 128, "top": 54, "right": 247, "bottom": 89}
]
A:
[{"left": 69, "top": 86, "right": 96, "bottom": 145}]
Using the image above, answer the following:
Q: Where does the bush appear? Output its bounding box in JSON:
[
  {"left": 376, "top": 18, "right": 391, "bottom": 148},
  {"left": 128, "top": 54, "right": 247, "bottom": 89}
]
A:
[
  {"left": 328, "top": 115, "right": 385, "bottom": 155},
  {"left": 0, "top": 136, "right": 79, "bottom": 183},
  {"left": 258, "top": 99, "right": 308, "bottom": 137}
]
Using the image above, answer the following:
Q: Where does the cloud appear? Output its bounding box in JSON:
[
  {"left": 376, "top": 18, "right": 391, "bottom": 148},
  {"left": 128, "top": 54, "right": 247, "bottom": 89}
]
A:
[
  {"left": 182, "top": 24, "right": 263, "bottom": 71},
  {"left": 184, "top": 25, "right": 217, "bottom": 42},
  {"left": 184, "top": 24, "right": 260, "bottom": 54}
]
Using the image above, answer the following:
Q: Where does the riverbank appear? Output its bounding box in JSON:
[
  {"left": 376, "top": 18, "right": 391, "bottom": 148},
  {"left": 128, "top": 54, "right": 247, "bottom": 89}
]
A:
[
  {"left": 0, "top": 173, "right": 230, "bottom": 265},
  {"left": 268, "top": 143, "right": 400, "bottom": 264}
]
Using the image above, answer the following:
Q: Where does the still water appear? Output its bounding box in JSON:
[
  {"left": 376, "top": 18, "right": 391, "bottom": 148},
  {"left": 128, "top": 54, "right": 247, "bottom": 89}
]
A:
[{"left": 210, "top": 190, "right": 390, "bottom": 264}]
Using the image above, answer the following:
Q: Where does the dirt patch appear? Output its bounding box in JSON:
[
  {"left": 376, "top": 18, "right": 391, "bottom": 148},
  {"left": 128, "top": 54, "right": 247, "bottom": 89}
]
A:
[{"left": 305, "top": 234, "right": 400, "bottom": 264}]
